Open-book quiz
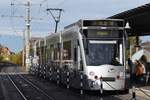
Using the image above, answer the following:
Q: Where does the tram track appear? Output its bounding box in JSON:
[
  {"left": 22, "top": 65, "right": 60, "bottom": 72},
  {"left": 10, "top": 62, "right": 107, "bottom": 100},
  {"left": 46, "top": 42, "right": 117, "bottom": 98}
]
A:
[
  {"left": 18, "top": 74, "right": 55, "bottom": 100},
  {"left": 22, "top": 74, "right": 127, "bottom": 100},
  {"left": 0, "top": 74, "right": 25, "bottom": 100},
  {"left": 1, "top": 73, "right": 149, "bottom": 100},
  {"left": 6, "top": 73, "right": 55, "bottom": 100},
  {"left": 7, "top": 74, "right": 27, "bottom": 100}
]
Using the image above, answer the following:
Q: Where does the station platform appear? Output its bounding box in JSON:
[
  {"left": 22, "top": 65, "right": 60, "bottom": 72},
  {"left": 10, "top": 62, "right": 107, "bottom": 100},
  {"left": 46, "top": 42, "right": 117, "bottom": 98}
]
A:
[{"left": 129, "top": 84, "right": 150, "bottom": 99}]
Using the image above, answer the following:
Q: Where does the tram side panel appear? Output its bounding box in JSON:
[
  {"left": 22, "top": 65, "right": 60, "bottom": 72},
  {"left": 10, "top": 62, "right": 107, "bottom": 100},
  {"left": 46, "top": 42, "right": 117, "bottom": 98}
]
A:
[{"left": 43, "top": 31, "right": 88, "bottom": 89}]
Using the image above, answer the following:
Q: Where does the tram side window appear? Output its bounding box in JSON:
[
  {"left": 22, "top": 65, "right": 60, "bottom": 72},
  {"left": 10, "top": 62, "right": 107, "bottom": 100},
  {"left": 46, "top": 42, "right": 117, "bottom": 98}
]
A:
[
  {"left": 39, "top": 47, "right": 42, "bottom": 64},
  {"left": 50, "top": 45, "right": 54, "bottom": 60},
  {"left": 43, "top": 46, "right": 47, "bottom": 64},
  {"left": 54, "top": 48, "right": 58, "bottom": 60},
  {"left": 36, "top": 47, "right": 40, "bottom": 56},
  {"left": 45, "top": 46, "right": 48, "bottom": 63},
  {"left": 63, "top": 41, "right": 71, "bottom": 60},
  {"left": 36, "top": 47, "right": 40, "bottom": 64},
  {"left": 74, "top": 48, "right": 77, "bottom": 62},
  {"left": 43, "top": 46, "right": 46, "bottom": 64},
  {"left": 46, "top": 46, "right": 50, "bottom": 61},
  {"left": 54, "top": 43, "right": 60, "bottom": 60},
  {"left": 41, "top": 46, "right": 44, "bottom": 64}
]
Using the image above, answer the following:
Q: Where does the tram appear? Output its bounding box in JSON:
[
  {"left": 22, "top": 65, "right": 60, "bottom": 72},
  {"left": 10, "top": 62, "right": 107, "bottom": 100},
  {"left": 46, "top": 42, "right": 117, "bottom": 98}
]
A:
[{"left": 31, "top": 19, "right": 129, "bottom": 91}]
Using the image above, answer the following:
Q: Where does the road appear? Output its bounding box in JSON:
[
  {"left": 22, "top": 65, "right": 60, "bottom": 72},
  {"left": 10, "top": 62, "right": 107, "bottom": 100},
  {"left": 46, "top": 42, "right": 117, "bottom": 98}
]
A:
[
  {"left": 0, "top": 73, "right": 149, "bottom": 100},
  {"left": 0, "top": 66, "right": 26, "bottom": 73},
  {"left": 0, "top": 63, "right": 26, "bottom": 73}
]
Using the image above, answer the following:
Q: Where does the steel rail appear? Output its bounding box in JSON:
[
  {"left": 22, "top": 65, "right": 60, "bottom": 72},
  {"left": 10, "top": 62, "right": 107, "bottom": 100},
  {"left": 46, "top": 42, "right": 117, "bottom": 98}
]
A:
[
  {"left": 7, "top": 74, "right": 28, "bottom": 100},
  {"left": 18, "top": 74, "right": 55, "bottom": 100},
  {"left": 138, "top": 88, "right": 150, "bottom": 98}
]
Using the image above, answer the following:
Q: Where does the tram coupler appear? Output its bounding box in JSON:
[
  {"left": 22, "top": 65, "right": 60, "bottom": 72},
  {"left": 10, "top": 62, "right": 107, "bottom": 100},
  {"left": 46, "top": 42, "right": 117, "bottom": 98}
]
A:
[{"left": 100, "top": 76, "right": 103, "bottom": 96}]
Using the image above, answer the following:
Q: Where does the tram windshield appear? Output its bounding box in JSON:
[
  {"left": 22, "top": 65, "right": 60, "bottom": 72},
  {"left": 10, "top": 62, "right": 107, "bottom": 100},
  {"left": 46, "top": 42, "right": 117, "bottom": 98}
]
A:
[{"left": 83, "top": 29, "right": 124, "bottom": 66}]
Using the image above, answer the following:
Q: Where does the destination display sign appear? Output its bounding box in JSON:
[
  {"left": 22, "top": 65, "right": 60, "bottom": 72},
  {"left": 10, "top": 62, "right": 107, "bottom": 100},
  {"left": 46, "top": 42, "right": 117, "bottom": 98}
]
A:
[
  {"left": 82, "top": 29, "right": 123, "bottom": 38},
  {"left": 83, "top": 20, "right": 124, "bottom": 27}
]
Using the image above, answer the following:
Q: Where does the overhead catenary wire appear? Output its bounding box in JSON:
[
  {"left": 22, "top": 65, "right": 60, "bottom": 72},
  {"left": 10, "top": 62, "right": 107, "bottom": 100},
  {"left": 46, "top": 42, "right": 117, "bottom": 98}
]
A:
[
  {"left": 40, "top": 0, "right": 48, "bottom": 5},
  {"left": 33, "top": 0, "right": 50, "bottom": 35},
  {"left": 10, "top": 1, "right": 23, "bottom": 36},
  {"left": 37, "top": 0, "right": 48, "bottom": 18},
  {"left": 55, "top": 0, "right": 69, "bottom": 7},
  {"left": 2, "top": 0, "right": 64, "bottom": 37},
  {"left": 10, "top": 0, "right": 17, "bottom": 34},
  {"left": 37, "top": 3, "right": 42, "bottom": 18},
  {"left": 9, "top": 0, "right": 48, "bottom": 35}
]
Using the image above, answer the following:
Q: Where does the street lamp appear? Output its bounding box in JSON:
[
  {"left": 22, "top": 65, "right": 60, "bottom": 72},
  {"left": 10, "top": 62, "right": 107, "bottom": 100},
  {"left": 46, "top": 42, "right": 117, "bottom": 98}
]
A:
[{"left": 125, "top": 21, "right": 131, "bottom": 29}]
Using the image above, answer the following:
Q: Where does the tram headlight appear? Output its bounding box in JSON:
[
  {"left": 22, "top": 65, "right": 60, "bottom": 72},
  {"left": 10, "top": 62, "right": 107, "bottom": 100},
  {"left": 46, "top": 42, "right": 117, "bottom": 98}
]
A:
[
  {"left": 94, "top": 75, "right": 98, "bottom": 80},
  {"left": 117, "top": 71, "right": 124, "bottom": 79},
  {"left": 116, "top": 75, "right": 120, "bottom": 79}
]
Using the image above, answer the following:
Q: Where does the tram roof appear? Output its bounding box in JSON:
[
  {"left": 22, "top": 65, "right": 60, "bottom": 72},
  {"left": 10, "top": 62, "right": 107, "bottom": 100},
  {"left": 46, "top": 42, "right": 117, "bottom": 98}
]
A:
[
  {"left": 64, "top": 19, "right": 124, "bottom": 30},
  {"left": 109, "top": 3, "right": 150, "bottom": 36}
]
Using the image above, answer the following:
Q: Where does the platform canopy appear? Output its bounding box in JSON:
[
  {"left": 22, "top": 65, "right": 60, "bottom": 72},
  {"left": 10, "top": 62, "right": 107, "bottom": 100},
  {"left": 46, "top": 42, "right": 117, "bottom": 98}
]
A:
[{"left": 109, "top": 3, "right": 150, "bottom": 36}]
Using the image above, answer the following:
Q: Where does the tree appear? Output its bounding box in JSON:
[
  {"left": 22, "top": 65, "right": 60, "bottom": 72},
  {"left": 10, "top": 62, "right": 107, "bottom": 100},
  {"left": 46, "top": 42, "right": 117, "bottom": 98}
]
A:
[
  {"left": 0, "top": 54, "right": 10, "bottom": 62},
  {"left": 9, "top": 52, "right": 22, "bottom": 66}
]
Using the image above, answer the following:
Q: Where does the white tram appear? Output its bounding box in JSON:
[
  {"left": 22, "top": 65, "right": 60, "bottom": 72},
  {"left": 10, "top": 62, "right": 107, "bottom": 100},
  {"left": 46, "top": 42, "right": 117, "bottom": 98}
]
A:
[{"left": 32, "top": 19, "right": 129, "bottom": 91}]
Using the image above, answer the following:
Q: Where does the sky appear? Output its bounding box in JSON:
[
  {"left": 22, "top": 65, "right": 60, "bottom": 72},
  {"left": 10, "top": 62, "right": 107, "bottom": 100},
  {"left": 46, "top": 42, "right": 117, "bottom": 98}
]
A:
[{"left": 0, "top": 0, "right": 150, "bottom": 52}]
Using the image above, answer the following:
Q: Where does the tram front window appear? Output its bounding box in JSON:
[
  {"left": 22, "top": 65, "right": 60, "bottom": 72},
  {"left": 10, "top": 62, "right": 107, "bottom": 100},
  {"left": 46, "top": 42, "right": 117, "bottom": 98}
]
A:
[{"left": 85, "top": 40, "right": 122, "bottom": 66}]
